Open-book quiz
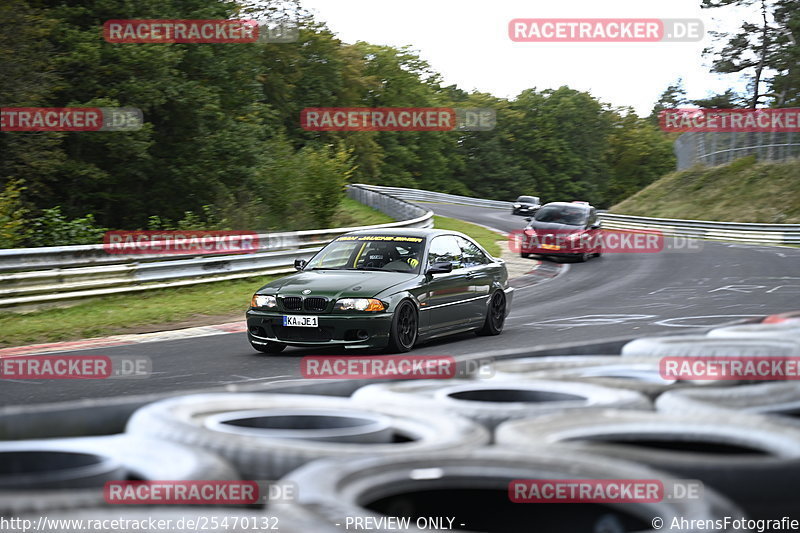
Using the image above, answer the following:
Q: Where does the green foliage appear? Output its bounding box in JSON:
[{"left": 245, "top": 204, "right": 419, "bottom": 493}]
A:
[
  {"left": 2, "top": 0, "right": 685, "bottom": 245},
  {"left": 0, "top": 180, "right": 29, "bottom": 248},
  {"left": 605, "top": 111, "right": 676, "bottom": 205},
  {"left": 296, "top": 145, "right": 352, "bottom": 227},
  {"left": 26, "top": 207, "right": 108, "bottom": 247},
  {"left": 648, "top": 79, "right": 687, "bottom": 125}
]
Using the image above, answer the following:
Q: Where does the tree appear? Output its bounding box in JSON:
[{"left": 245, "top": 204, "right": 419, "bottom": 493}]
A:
[
  {"left": 689, "top": 88, "right": 744, "bottom": 108},
  {"left": 605, "top": 110, "right": 676, "bottom": 205},
  {"left": 701, "top": 0, "right": 798, "bottom": 108},
  {"left": 648, "top": 79, "right": 688, "bottom": 124}
]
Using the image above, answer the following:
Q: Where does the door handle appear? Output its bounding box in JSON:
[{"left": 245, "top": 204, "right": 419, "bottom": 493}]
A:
[{"left": 465, "top": 271, "right": 477, "bottom": 279}]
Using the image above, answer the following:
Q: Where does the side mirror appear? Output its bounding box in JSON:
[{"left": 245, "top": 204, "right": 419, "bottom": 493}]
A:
[
  {"left": 426, "top": 261, "right": 453, "bottom": 275},
  {"left": 294, "top": 259, "right": 307, "bottom": 271}
]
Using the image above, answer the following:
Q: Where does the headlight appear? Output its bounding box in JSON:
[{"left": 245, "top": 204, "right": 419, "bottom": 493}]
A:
[
  {"left": 250, "top": 294, "right": 277, "bottom": 308},
  {"left": 334, "top": 298, "right": 387, "bottom": 312},
  {"left": 513, "top": 204, "right": 521, "bottom": 208}
]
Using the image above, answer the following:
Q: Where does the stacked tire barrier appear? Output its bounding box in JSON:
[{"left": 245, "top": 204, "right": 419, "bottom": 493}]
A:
[{"left": 7, "top": 313, "right": 800, "bottom": 530}]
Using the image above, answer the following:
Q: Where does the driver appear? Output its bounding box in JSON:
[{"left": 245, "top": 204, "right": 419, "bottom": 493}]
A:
[{"left": 362, "top": 243, "right": 397, "bottom": 269}]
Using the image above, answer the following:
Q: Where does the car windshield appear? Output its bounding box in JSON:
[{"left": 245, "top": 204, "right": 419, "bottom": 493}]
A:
[
  {"left": 517, "top": 196, "right": 538, "bottom": 203},
  {"left": 533, "top": 206, "right": 587, "bottom": 226},
  {"left": 305, "top": 235, "right": 425, "bottom": 273}
]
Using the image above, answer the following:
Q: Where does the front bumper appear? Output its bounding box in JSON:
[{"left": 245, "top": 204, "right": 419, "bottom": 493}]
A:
[
  {"left": 504, "top": 286, "right": 515, "bottom": 315},
  {"left": 246, "top": 309, "right": 394, "bottom": 349}
]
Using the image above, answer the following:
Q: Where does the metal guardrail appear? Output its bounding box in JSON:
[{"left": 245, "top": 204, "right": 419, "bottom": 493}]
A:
[
  {"left": 598, "top": 213, "right": 800, "bottom": 246},
  {"left": 0, "top": 185, "right": 432, "bottom": 311},
  {"left": 355, "top": 184, "right": 512, "bottom": 209},
  {"left": 354, "top": 184, "right": 799, "bottom": 246},
  {"left": 1, "top": 183, "right": 796, "bottom": 311}
]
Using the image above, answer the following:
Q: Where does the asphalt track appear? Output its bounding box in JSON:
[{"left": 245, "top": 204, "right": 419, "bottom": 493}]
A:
[{"left": 3, "top": 203, "right": 799, "bottom": 406}]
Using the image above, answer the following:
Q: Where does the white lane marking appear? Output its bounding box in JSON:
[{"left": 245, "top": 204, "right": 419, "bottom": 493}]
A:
[
  {"left": 522, "top": 314, "right": 657, "bottom": 327},
  {"left": 652, "top": 315, "right": 763, "bottom": 328}
]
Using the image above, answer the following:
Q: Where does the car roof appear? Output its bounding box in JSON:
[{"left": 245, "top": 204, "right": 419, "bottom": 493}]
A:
[
  {"left": 341, "top": 227, "right": 495, "bottom": 258},
  {"left": 344, "top": 227, "right": 461, "bottom": 239},
  {"left": 539, "top": 201, "right": 592, "bottom": 210}
]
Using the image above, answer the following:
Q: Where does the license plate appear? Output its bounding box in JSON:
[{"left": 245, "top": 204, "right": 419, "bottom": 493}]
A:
[
  {"left": 283, "top": 315, "right": 319, "bottom": 327},
  {"left": 542, "top": 244, "right": 561, "bottom": 250}
]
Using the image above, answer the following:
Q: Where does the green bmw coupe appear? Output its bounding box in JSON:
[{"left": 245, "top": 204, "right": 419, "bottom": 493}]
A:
[{"left": 246, "top": 228, "right": 514, "bottom": 353}]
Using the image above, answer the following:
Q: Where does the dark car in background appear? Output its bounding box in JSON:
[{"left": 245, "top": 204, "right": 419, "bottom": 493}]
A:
[
  {"left": 247, "top": 229, "right": 514, "bottom": 354},
  {"left": 519, "top": 201, "right": 602, "bottom": 262},
  {"left": 511, "top": 195, "right": 541, "bottom": 216}
]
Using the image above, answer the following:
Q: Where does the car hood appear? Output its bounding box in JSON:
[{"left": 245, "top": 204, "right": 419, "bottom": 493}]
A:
[
  {"left": 527, "top": 221, "right": 584, "bottom": 232},
  {"left": 257, "top": 270, "right": 416, "bottom": 299}
]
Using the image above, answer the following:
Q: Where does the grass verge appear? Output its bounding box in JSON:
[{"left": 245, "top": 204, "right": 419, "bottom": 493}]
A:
[
  {"left": 0, "top": 276, "right": 278, "bottom": 347},
  {"left": 611, "top": 158, "right": 800, "bottom": 223},
  {"left": 433, "top": 215, "right": 503, "bottom": 256},
  {"left": 331, "top": 197, "right": 394, "bottom": 227}
]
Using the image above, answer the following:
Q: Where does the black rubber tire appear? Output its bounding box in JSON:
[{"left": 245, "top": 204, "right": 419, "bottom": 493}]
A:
[
  {"left": 707, "top": 322, "right": 800, "bottom": 339},
  {"left": 496, "top": 409, "right": 800, "bottom": 519},
  {"left": 622, "top": 335, "right": 800, "bottom": 358},
  {"left": 276, "top": 449, "right": 743, "bottom": 532},
  {"left": 657, "top": 382, "right": 800, "bottom": 428},
  {"left": 250, "top": 340, "right": 286, "bottom": 354},
  {"left": 575, "top": 251, "right": 591, "bottom": 262},
  {"left": 477, "top": 290, "right": 506, "bottom": 336},
  {"left": 125, "top": 393, "right": 488, "bottom": 480},
  {"left": 0, "top": 435, "right": 238, "bottom": 515},
  {"left": 508, "top": 360, "right": 738, "bottom": 398},
  {"left": 352, "top": 379, "right": 651, "bottom": 430},
  {"left": 387, "top": 300, "right": 418, "bottom": 353},
  {"left": 520, "top": 251, "right": 530, "bottom": 258}
]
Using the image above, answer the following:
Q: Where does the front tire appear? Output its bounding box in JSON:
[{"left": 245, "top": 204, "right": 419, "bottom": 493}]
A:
[
  {"left": 387, "top": 300, "right": 418, "bottom": 353},
  {"left": 477, "top": 290, "right": 506, "bottom": 336},
  {"left": 250, "top": 340, "right": 286, "bottom": 354}
]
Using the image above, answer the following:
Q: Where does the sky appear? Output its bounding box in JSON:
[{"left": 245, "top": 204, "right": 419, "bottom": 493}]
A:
[{"left": 298, "top": 0, "right": 755, "bottom": 116}]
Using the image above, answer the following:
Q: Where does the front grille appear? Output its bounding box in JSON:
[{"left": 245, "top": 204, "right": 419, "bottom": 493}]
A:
[
  {"left": 304, "top": 297, "right": 328, "bottom": 312},
  {"left": 274, "top": 326, "right": 333, "bottom": 342},
  {"left": 281, "top": 297, "right": 302, "bottom": 311}
]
